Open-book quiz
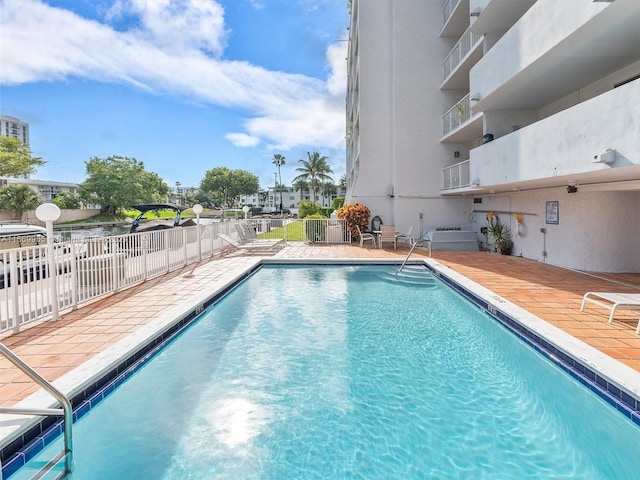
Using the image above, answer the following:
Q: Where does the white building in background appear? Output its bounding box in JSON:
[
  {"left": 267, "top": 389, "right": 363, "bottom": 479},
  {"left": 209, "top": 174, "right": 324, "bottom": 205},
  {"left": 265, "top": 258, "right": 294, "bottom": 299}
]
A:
[
  {"left": 0, "top": 177, "right": 79, "bottom": 203},
  {"left": 345, "top": 0, "right": 640, "bottom": 272},
  {"left": 0, "top": 115, "right": 30, "bottom": 145},
  {"left": 240, "top": 185, "right": 344, "bottom": 214}
]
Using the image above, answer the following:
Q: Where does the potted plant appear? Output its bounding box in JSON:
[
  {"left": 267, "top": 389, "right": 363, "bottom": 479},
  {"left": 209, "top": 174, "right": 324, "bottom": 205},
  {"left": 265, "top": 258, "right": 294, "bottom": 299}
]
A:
[{"left": 486, "top": 212, "right": 513, "bottom": 255}]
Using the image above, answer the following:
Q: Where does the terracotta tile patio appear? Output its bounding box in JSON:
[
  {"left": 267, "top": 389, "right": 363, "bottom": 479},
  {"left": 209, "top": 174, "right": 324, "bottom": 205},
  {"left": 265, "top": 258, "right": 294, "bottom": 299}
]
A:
[{"left": 1, "top": 243, "right": 639, "bottom": 408}]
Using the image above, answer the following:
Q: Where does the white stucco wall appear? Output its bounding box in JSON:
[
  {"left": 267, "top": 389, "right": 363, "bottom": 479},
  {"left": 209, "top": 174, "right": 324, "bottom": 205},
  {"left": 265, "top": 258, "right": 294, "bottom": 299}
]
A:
[
  {"left": 472, "top": 190, "right": 640, "bottom": 272},
  {"left": 349, "top": 0, "right": 473, "bottom": 235}
]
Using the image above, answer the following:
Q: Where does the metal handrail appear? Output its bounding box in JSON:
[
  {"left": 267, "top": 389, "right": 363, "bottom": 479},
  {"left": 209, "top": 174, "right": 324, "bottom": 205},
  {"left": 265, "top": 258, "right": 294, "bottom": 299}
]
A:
[
  {"left": 0, "top": 342, "right": 73, "bottom": 476},
  {"left": 399, "top": 238, "right": 432, "bottom": 272}
]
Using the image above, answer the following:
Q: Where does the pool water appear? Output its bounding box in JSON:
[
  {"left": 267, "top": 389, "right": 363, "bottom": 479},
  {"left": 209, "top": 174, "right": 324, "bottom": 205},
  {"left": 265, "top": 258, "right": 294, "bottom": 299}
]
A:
[{"left": 12, "top": 265, "right": 640, "bottom": 479}]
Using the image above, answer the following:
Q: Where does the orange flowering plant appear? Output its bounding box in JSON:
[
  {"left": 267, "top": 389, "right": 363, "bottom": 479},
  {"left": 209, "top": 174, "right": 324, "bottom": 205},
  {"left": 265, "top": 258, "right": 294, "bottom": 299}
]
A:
[{"left": 337, "top": 202, "right": 371, "bottom": 239}]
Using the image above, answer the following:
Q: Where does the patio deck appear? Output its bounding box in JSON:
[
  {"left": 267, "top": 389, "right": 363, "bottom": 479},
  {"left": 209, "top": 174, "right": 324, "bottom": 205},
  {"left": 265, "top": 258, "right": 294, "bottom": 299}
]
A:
[{"left": 1, "top": 242, "right": 639, "bottom": 408}]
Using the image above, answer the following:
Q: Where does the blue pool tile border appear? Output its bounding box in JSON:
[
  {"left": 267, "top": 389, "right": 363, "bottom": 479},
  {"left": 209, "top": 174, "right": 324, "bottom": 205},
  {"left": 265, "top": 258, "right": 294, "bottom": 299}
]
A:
[{"left": 426, "top": 263, "right": 640, "bottom": 427}]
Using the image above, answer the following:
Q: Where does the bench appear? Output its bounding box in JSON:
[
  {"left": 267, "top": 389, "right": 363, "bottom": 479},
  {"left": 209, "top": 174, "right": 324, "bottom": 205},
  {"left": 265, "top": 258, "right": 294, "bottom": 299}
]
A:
[{"left": 425, "top": 230, "right": 479, "bottom": 251}]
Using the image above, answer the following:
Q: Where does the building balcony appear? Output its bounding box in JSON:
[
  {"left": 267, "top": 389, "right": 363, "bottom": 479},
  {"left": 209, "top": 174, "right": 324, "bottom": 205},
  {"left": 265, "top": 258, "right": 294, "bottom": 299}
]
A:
[
  {"left": 469, "top": 0, "right": 536, "bottom": 38},
  {"left": 468, "top": 79, "right": 640, "bottom": 193},
  {"left": 441, "top": 25, "right": 483, "bottom": 89},
  {"left": 470, "top": 0, "right": 640, "bottom": 112},
  {"left": 441, "top": 93, "right": 483, "bottom": 142},
  {"left": 441, "top": 159, "right": 471, "bottom": 193},
  {"left": 441, "top": 0, "right": 469, "bottom": 37}
]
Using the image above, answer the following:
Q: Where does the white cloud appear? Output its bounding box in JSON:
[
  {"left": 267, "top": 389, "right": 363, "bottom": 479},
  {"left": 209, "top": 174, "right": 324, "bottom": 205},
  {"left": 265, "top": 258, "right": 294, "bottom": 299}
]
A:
[
  {"left": 0, "top": 0, "right": 347, "bottom": 153},
  {"left": 112, "top": 0, "right": 229, "bottom": 56},
  {"left": 225, "top": 132, "right": 260, "bottom": 148}
]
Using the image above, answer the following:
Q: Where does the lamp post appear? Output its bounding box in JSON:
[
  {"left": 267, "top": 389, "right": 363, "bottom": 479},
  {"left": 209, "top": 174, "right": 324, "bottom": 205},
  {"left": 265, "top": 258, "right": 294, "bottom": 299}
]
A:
[
  {"left": 242, "top": 205, "right": 250, "bottom": 222},
  {"left": 192, "top": 204, "right": 203, "bottom": 261},
  {"left": 273, "top": 172, "right": 278, "bottom": 213},
  {"left": 35, "top": 203, "right": 61, "bottom": 321}
]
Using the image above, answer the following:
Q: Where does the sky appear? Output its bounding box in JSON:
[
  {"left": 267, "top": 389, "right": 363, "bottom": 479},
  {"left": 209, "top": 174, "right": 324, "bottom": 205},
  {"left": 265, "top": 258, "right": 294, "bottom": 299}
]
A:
[{"left": 0, "top": 0, "right": 350, "bottom": 190}]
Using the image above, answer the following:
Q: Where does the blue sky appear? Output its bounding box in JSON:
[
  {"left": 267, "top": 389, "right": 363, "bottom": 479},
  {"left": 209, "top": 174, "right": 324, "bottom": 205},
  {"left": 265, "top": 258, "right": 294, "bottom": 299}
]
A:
[{"left": 0, "top": 0, "right": 349, "bottom": 190}]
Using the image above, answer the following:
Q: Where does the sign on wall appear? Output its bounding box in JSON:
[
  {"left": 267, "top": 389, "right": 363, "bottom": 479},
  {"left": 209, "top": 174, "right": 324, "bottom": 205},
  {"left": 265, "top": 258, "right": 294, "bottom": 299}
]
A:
[{"left": 545, "top": 201, "right": 559, "bottom": 224}]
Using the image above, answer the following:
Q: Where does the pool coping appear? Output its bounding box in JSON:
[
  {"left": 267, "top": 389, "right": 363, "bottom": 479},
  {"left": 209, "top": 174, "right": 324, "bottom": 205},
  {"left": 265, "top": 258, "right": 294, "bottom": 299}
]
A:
[{"left": 2, "top": 257, "right": 640, "bottom": 475}]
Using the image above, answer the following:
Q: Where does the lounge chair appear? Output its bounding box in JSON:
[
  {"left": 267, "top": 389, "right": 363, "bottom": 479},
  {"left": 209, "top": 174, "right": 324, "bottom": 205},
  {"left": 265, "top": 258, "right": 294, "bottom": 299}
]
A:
[
  {"left": 379, "top": 225, "right": 397, "bottom": 250},
  {"left": 218, "top": 233, "right": 284, "bottom": 255},
  {"left": 235, "top": 223, "right": 285, "bottom": 247},
  {"left": 580, "top": 292, "right": 640, "bottom": 333},
  {"left": 356, "top": 225, "right": 376, "bottom": 248},
  {"left": 395, "top": 225, "right": 414, "bottom": 247}
]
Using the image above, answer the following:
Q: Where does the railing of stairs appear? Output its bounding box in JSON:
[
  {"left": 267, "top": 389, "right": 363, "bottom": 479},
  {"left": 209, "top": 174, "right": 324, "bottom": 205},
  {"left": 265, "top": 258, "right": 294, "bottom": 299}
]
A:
[
  {"left": 399, "top": 239, "right": 432, "bottom": 272},
  {"left": 0, "top": 342, "right": 73, "bottom": 479}
]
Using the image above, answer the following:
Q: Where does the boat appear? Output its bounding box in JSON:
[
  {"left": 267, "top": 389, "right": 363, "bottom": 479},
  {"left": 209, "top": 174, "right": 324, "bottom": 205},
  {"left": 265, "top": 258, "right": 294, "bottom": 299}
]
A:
[{"left": 129, "top": 204, "right": 196, "bottom": 233}]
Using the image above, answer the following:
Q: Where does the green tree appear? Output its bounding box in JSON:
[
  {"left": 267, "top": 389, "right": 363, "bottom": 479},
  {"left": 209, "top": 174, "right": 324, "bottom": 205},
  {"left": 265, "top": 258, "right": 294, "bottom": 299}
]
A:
[
  {"left": 339, "top": 174, "right": 347, "bottom": 190},
  {"left": 79, "top": 155, "right": 169, "bottom": 216},
  {"left": 0, "top": 184, "right": 43, "bottom": 220},
  {"left": 0, "top": 136, "right": 45, "bottom": 178},
  {"left": 272, "top": 154, "right": 286, "bottom": 211},
  {"left": 320, "top": 181, "right": 338, "bottom": 207},
  {"left": 292, "top": 178, "right": 310, "bottom": 198},
  {"left": 52, "top": 191, "right": 81, "bottom": 209},
  {"left": 292, "top": 151, "right": 334, "bottom": 203},
  {"left": 199, "top": 167, "right": 260, "bottom": 208}
]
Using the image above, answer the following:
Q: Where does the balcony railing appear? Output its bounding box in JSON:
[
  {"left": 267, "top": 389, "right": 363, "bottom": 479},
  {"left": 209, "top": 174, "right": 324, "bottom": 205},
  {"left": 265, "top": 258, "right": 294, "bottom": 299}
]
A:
[
  {"left": 441, "top": 0, "right": 459, "bottom": 28},
  {"left": 442, "top": 26, "right": 482, "bottom": 81},
  {"left": 442, "top": 159, "right": 471, "bottom": 190},
  {"left": 443, "top": 93, "right": 480, "bottom": 136}
]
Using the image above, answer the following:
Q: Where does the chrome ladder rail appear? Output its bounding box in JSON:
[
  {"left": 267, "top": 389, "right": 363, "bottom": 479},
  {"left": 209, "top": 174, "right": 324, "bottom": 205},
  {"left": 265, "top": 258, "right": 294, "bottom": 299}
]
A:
[
  {"left": 399, "top": 238, "right": 432, "bottom": 272},
  {"left": 0, "top": 342, "right": 73, "bottom": 478}
]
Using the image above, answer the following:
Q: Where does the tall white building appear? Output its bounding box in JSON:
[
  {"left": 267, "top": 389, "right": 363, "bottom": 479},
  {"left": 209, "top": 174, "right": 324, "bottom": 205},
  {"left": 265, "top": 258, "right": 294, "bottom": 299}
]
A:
[
  {"left": 0, "top": 115, "right": 30, "bottom": 145},
  {"left": 345, "top": 0, "right": 640, "bottom": 272}
]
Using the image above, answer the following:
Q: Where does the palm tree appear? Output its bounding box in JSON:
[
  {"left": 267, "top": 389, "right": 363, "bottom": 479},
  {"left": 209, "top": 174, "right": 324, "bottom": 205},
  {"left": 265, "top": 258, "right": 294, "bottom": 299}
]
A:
[
  {"left": 292, "top": 151, "right": 334, "bottom": 203},
  {"left": 292, "top": 178, "right": 310, "bottom": 201},
  {"left": 320, "top": 181, "right": 338, "bottom": 206},
  {"left": 339, "top": 175, "right": 347, "bottom": 191},
  {"left": 272, "top": 154, "right": 285, "bottom": 211}
]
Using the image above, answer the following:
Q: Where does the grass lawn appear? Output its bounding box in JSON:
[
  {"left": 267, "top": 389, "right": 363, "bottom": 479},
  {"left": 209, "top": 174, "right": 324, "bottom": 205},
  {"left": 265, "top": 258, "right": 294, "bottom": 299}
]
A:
[{"left": 257, "top": 219, "right": 305, "bottom": 241}]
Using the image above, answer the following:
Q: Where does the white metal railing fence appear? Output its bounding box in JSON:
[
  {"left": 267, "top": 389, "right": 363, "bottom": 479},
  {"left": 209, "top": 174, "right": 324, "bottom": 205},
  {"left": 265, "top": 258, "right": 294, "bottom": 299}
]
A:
[
  {"left": 303, "top": 218, "right": 352, "bottom": 243},
  {"left": 442, "top": 26, "right": 483, "bottom": 81},
  {"left": 442, "top": 159, "right": 471, "bottom": 190},
  {"left": 0, "top": 217, "right": 357, "bottom": 335},
  {"left": 0, "top": 221, "right": 236, "bottom": 335},
  {"left": 443, "top": 92, "right": 481, "bottom": 136}
]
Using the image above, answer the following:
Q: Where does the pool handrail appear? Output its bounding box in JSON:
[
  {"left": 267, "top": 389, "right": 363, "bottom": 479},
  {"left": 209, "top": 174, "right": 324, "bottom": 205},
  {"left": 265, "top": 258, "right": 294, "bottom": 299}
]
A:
[{"left": 0, "top": 342, "right": 73, "bottom": 476}]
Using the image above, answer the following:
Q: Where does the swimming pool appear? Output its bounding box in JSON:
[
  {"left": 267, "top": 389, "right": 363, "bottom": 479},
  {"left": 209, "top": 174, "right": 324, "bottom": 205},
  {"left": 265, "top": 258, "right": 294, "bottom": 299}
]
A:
[{"left": 7, "top": 264, "right": 640, "bottom": 478}]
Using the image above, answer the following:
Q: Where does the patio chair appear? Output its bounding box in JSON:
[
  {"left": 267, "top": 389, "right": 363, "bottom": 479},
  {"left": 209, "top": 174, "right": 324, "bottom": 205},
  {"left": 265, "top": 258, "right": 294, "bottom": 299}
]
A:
[
  {"left": 219, "top": 233, "right": 284, "bottom": 255},
  {"left": 379, "top": 225, "right": 397, "bottom": 250},
  {"left": 371, "top": 216, "right": 383, "bottom": 232},
  {"left": 395, "top": 225, "right": 414, "bottom": 247},
  {"left": 580, "top": 292, "right": 640, "bottom": 333},
  {"left": 356, "top": 225, "right": 376, "bottom": 248}
]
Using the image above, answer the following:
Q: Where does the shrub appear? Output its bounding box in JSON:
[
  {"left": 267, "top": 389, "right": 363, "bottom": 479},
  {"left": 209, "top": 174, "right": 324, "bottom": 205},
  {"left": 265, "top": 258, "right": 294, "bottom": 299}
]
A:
[
  {"left": 332, "top": 197, "right": 345, "bottom": 210},
  {"left": 337, "top": 202, "right": 371, "bottom": 239},
  {"left": 298, "top": 200, "right": 321, "bottom": 218}
]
